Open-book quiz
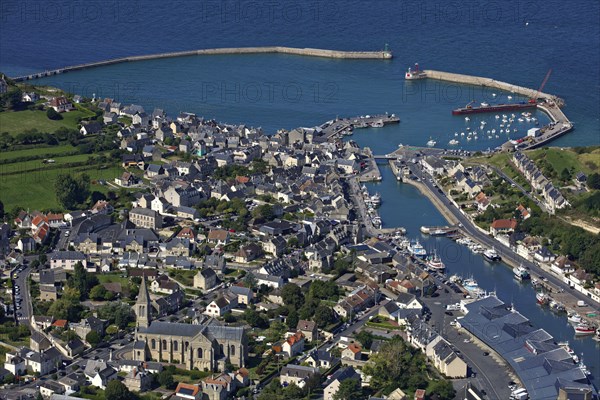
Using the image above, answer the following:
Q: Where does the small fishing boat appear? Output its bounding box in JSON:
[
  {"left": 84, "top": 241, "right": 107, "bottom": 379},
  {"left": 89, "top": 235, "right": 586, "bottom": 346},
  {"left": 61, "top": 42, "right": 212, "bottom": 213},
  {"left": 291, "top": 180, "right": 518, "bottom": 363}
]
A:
[{"left": 575, "top": 323, "right": 595, "bottom": 336}]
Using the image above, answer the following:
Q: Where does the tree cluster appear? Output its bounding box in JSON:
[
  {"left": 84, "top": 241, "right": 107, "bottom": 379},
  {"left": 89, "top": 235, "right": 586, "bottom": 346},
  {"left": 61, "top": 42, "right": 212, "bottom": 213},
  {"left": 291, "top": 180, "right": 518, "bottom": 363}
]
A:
[
  {"left": 363, "top": 336, "right": 430, "bottom": 395},
  {"left": 519, "top": 216, "right": 600, "bottom": 277},
  {"left": 280, "top": 283, "right": 336, "bottom": 330},
  {"left": 96, "top": 301, "right": 136, "bottom": 329},
  {"left": 55, "top": 173, "right": 90, "bottom": 209}
]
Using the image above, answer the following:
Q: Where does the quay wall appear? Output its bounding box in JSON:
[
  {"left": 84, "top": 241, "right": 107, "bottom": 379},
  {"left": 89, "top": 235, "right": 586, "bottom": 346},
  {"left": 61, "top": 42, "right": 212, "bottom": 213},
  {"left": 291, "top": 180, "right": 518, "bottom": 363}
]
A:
[
  {"left": 423, "top": 70, "right": 556, "bottom": 101},
  {"left": 12, "top": 47, "right": 392, "bottom": 81}
]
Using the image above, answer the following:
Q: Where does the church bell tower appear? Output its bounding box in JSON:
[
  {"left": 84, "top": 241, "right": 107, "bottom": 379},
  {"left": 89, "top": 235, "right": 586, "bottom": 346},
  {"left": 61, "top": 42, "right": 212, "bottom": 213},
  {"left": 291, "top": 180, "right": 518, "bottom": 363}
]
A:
[{"left": 135, "top": 277, "right": 151, "bottom": 328}]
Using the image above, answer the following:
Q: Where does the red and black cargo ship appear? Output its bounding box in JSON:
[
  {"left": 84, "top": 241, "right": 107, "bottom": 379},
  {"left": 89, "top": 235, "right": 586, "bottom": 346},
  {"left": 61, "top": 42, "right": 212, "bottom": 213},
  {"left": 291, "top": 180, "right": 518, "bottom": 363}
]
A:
[{"left": 452, "top": 101, "right": 537, "bottom": 115}]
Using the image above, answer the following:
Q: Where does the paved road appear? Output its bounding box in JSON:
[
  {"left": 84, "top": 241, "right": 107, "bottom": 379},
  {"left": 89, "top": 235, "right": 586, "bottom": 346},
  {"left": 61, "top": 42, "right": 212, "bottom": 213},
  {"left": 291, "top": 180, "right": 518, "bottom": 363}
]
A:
[
  {"left": 12, "top": 265, "right": 33, "bottom": 326},
  {"left": 421, "top": 290, "right": 513, "bottom": 399},
  {"left": 411, "top": 164, "right": 600, "bottom": 311},
  {"left": 487, "top": 164, "right": 548, "bottom": 213}
]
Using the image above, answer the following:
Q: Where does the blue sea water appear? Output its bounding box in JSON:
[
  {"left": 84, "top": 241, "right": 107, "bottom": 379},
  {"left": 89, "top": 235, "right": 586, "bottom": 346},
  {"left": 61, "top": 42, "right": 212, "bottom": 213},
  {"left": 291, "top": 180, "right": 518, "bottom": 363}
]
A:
[
  {"left": 1, "top": 0, "right": 598, "bottom": 146},
  {"left": 1, "top": 0, "right": 599, "bottom": 388}
]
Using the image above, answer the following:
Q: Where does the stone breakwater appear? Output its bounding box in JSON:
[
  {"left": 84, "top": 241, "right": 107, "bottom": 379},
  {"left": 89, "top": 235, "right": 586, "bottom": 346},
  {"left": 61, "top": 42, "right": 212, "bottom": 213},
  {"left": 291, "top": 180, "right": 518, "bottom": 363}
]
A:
[
  {"left": 422, "top": 69, "right": 573, "bottom": 150},
  {"left": 422, "top": 69, "right": 560, "bottom": 103},
  {"left": 11, "top": 46, "right": 392, "bottom": 82}
]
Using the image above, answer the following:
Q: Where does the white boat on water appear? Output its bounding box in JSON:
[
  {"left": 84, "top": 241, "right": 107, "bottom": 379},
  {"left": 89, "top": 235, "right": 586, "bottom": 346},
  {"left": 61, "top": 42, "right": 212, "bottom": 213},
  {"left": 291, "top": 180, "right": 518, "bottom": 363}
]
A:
[
  {"left": 513, "top": 265, "right": 530, "bottom": 281},
  {"left": 465, "top": 117, "right": 470, "bottom": 121},
  {"left": 449, "top": 139, "right": 459, "bottom": 145},
  {"left": 482, "top": 247, "right": 501, "bottom": 261},
  {"left": 427, "top": 250, "right": 445, "bottom": 272},
  {"left": 427, "top": 139, "right": 437, "bottom": 147},
  {"left": 568, "top": 313, "right": 582, "bottom": 324},
  {"left": 409, "top": 240, "right": 427, "bottom": 259}
]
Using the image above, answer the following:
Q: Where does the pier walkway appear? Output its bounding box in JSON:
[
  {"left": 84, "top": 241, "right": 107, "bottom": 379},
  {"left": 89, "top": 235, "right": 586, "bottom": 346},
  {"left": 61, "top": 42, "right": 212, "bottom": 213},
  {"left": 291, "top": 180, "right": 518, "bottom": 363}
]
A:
[
  {"left": 11, "top": 46, "right": 392, "bottom": 82},
  {"left": 320, "top": 114, "right": 400, "bottom": 140},
  {"left": 422, "top": 69, "right": 573, "bottom": 150}
]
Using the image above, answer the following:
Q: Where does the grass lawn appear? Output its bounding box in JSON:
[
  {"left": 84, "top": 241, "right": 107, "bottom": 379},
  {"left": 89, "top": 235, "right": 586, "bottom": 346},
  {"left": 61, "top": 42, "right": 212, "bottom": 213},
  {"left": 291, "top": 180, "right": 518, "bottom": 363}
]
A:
[
  {"left": 0, "top": 345, "right": 11, "bottom": 363},
  {"left": 470, "top": 153, "right": 532, "bottom": 192},
  {"left": 169, "top": 269, "right": 198, "bottom": 287},
  {"left": 365, "top": 316, "right": 400, "bottom": 331},
  {"left": 529, "top": 147, "right": 600, "bottom": 175},
  {"left": 172, "top": 368, "right": 211, "bottom": 384},
  {"left": 0, "top": 144, "right": 78, "bottom": 162},
  {"left": 0, "top": 106, "right": 96, "bottom": 135},
  {"left": 97, "top": 272, "right": 130, "bottom": 286},
  {"left": 0, "top": 333, "right": 30, "bottom": 348},
  {"left": 0, "top": 153, "right": 96, "bottom": 174},
  {"left": 75, "top": 386, "right": 105, "bottom": 400},
  {"left": 0, "top": 163, "right": 124, "bottom": 211}
]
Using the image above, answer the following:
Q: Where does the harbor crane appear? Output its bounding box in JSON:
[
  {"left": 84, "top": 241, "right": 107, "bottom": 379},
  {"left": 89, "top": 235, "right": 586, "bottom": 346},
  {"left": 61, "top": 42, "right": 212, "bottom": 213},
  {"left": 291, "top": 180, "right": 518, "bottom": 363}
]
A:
[{"left": 529, "top": 69, "right": 552, "bottom": 104}]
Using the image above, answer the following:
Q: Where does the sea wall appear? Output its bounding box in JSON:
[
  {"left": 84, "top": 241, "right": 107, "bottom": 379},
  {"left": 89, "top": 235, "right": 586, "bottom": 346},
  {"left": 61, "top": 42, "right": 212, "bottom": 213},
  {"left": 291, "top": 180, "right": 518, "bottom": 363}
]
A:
[
  {"left": 423, "top": 69, "right": 557, "bottom": 102},
  {"left": 12, "top": 46, "right": 392, "bottom": 81}
]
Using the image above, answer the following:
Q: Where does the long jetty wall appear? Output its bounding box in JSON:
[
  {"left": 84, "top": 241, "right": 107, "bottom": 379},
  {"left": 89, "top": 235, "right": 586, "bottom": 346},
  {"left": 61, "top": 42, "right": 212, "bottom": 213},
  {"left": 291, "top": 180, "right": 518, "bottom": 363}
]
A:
[
  {"left": 423, "top": 69, "right": 559, "bottom": 102},
  {"left": 11, "top": 46, "right": 392, "bottom": 82}
]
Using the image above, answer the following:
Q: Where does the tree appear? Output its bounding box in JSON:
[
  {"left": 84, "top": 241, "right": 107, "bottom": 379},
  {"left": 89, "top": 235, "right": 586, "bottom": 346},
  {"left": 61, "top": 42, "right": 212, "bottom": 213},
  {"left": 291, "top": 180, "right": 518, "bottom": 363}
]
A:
[
  {"left": 86, "top": 331, "right": 101, "bottom": 346},
  {"left": 68, "top": 262, "right": 98, "bottom": 300},
  {"left": 243, "top": 309, "right": 268, "bottom": 329},
  {"left": 281, "top": 283, "right": 304, "bottom": 309},
  {"left": 313, "top": 304, "right": 335, "bottom": 328},
  {"left": 158, "top": 369, "right": 176, "bottom": 389},
  {"left": 252, "top": 204, "right": 275, "bottom": 221},
  {"left": 46, "top": 107, "right": 63, "bottom": 120},
  {"left": 333, "top": 378, "right": 365, "bottom": 400},
  {"left": 55, "top": 173, "right": 90, "bottom": 209},
  {"left": 363, "top": 336, "right": 429, "bottom": 393},
  {"left": 97, "top": 302, "right": 135, "bottom": 329},
  {"left": 287, "top": 237, "right": 299, "bottom": 249},
  {"left": 588, "top": 173, "right": 600, "bottom": 190},
  {"left": 355, "top": 330, "right": 374, "bottom": 349},
  {"left": 104, "top": 380, "right": 137, "bottom": 400},
  {"left": 429, "top": 379, "right": 456, "bottom": 400},
  {"left": 2, "top": 87, "right": 22, "bottom": 110},
  {"left": 560, "top": 168, "right": 571, "bottom": 182},
  {"left": 286, "top": 308, "right": 299, "bottom": 330},
  {"left": 89, "top": 284, "right": 108, "bottom": 300},
  {"left": 309, "top": 280, "right": 338, "bottom": 300}
]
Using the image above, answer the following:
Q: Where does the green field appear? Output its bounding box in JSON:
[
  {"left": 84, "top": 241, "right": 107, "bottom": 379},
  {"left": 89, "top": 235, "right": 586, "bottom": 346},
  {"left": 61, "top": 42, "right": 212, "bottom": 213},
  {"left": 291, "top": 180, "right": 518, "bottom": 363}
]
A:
[
  {"left": 97, "top": 272, "right": 130, "bottom": 286},
  {"left": 0, "top": 144, "right": 77, "bottom": 161},
  {"left": 0, "top": 153, "right": 96, "bottom": 174},
  {"left": 529, "top": 147, "right": 600, "bottom": 175},
  {"left": 0, "top": 106, "right": 95, "bottom": 135},
  {"left": 470, "top": 152, "right": 532, "bottom": 192},
  {"left": 0, "top": 164, "right": 124, "bottom": 211}
]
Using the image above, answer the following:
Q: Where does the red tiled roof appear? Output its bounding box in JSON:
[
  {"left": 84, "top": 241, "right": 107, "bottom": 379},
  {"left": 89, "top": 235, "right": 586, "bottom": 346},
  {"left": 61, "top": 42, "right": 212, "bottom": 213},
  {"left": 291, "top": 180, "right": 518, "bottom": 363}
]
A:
[
  {"left": 175, "top": 382, "right": 200, "bottom": 395},
  {"left": 347, "top": 343, "right": 362, "bottom": 354},
  {"left": 491, "top": 218, "right": 518, "bottom": 230},
  {"left": 286, "top": 331, "right": 305, "bottom": 345},
  {"left": 52, "top": 319, "right": 68, "bottom": 328}
]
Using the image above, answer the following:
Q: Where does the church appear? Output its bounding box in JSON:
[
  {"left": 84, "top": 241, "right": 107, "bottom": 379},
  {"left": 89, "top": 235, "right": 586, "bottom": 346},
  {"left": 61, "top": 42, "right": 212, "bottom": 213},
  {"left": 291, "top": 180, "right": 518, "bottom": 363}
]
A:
[{"left": 132, "top": 278, "right": 248, "bottom": 371}]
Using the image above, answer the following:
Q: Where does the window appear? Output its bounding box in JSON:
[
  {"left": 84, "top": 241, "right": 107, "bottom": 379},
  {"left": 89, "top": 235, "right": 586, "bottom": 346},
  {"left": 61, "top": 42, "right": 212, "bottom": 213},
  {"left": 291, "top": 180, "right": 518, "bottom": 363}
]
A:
[
  {"left": 151, "top": 339, "right": 156, "bottom": 349},
  {"left": 230, "top": 345, "right": 235, "bottom": 356},
  {"left": 185, "top": 341, "right": 189, "bottom": 350},
  {"left": 173, "top": 341, "right": 178, "bottom": 351},
  {"left": 197, "top": 348, "right": 203, "bottom": 358},
  {"left": 162, "top": 339, "right": 167, "bottom": 349}
]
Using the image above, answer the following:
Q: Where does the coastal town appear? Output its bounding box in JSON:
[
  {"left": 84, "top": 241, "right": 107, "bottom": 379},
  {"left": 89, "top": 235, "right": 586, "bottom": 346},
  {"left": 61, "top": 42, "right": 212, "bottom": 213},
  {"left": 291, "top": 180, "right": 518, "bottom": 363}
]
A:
[{"left": 0, "top": 54, "right": 599, "bottom": 400}]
